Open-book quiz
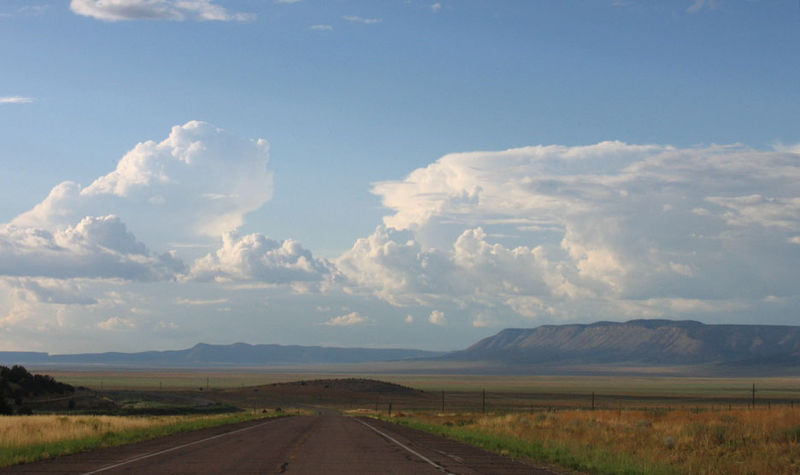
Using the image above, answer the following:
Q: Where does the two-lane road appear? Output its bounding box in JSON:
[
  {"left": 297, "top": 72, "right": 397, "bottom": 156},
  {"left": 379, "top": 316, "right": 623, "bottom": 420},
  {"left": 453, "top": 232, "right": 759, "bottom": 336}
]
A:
[{"left": 3, "top": 413, "right": 556, "bottom": 474}]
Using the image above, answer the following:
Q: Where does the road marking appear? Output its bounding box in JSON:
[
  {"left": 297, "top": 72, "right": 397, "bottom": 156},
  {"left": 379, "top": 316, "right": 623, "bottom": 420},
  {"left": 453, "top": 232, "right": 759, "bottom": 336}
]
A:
[
  {"left": 81, "top": 418, "right": 281, "bottom": 474},
  {"left": 355, "top": 419, "right": 454, "bottom": 474}
]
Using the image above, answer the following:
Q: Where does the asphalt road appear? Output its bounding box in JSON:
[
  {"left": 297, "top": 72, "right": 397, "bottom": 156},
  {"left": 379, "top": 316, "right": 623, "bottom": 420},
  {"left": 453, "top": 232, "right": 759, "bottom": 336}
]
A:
[{"left": 2, "top": 413, "right": 557, "bottom": 474}]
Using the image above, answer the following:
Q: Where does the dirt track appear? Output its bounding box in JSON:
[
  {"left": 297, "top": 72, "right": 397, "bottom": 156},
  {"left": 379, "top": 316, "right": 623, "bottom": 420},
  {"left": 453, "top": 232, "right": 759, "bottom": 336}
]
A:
[{"left": 2, "top": 413, "right": 555, "bottom": 474}]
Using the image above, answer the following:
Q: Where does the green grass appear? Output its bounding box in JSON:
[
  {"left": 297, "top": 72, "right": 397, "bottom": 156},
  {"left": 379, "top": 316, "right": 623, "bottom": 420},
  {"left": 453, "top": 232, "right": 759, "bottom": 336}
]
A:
[
  {"left": 381, "top": 416, "right": 678, "bottom": 475},
  {"left": 0, "top": 411, "right": 283, "bottom": 468}
]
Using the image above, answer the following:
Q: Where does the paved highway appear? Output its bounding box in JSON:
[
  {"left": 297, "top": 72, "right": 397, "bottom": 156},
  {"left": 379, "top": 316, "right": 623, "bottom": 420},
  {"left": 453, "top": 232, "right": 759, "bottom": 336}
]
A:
[{"left": 2, "top": 413, "right": 556, "bottom": 474}]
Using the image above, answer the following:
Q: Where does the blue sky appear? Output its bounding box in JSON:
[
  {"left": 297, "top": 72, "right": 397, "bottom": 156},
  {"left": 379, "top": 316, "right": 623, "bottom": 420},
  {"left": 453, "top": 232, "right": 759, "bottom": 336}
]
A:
[{"left": 0, "top": 0, "right": 798, "bottom": 353}]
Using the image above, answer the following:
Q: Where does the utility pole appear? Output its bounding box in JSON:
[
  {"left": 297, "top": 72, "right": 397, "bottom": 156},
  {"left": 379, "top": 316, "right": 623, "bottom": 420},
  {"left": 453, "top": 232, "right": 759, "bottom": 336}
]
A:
[
  {"left": 752, "top": 383, "right": 756, "bottom": 408},
  {"left": 441, "top": 390, "right": 445, "bottom": 412}
]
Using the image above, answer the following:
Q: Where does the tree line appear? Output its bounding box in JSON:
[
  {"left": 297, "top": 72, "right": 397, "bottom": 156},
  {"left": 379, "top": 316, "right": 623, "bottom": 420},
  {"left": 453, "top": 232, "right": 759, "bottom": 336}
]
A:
[{"left": 0, "top": 364, "right": 74, "bottom": 415}]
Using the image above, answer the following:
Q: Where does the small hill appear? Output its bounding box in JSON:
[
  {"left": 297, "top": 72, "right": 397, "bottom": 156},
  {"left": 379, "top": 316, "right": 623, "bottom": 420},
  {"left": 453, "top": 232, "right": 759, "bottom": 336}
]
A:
[
  {"left": 271, "top": 378, "right": 418, "bottom": 394},
  {"left": 444, "top": 319, "right": 800, "bottom": 367}
]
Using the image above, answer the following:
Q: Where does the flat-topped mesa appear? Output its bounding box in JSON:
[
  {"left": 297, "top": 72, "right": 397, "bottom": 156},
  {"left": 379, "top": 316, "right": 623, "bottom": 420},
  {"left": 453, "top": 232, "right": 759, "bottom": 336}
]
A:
[{"left": 445, "top": 319, "right": 800, "bottom": 366}]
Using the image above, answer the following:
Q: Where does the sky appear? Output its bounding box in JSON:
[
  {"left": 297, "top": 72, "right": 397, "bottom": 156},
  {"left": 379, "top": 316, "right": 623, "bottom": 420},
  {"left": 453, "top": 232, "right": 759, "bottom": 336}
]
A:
[{"left": 0, "top": 0, "right": 798, "bottom": 354}]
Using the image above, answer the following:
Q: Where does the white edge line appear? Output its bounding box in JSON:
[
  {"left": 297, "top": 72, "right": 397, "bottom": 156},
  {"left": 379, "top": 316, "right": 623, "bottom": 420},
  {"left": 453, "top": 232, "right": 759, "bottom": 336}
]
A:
[
  {"left": 81, "top": 418, "right": 280, "bottom": 474},
  {"left": 355, "top": 418, "right": 453, "bottom": 474}
]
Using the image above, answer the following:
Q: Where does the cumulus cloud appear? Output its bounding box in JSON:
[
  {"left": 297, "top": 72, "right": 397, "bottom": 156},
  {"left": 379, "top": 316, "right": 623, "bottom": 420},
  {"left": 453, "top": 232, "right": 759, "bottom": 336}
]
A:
[
  {"left": 97, "top": 316, "right": 137, "bottom": 330},
  {"left": 337, "top": 225, "right": 565, "bottom": 307},
  {"left": 428, "top": 310, "right": 445, "bottom": 325},
  {"left": 1, "top": 278, "right": 98, "bottom": 305},
  {"left": 70, "top": 0, "right": 253, "bottom": 22},
  {"left": 186, "top": 232, "right": 332, "bottom": 284},
  {"left": 341, "top": 142, "right": 800, "bottom": 322},
  {"left": 323, "top": 311, "right": 369, "bottom": 326},
  {"left": 13, "top": 121, "right": 273, "bottom": 246},
  {"left": 0, "top": 216, "right": 184, "bottom": 282}
]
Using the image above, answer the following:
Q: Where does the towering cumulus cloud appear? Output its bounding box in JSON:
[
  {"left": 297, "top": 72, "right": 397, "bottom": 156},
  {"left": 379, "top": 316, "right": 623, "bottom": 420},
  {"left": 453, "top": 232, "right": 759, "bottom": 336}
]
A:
[
  {"left": 0, "top": 121, "right": 274, "bottom": 314},
  {"left": 340, "top": 142, "right": 800, "bottom": 322},
  {"left": 12, "top": 121, "right": 273, "bottom": 247}
]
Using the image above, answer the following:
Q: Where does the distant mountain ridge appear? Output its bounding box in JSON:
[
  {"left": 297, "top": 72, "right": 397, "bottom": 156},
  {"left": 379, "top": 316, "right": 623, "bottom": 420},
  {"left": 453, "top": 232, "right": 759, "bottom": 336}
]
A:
[
  {"left": 0, "top": 343, "right": 443, "bottom": 367},
  {"left": 444, "top": 319, "right": 800, "bottom": 366}
]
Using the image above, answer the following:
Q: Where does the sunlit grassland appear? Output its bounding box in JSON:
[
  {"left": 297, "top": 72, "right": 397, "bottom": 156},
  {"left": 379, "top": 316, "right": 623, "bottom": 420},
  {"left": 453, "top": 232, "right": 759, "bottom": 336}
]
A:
[
  {"left": 381, "top": 407, "right": 800, "bottom": 474},
  {"left": 0, "top": 411, "right": 290, "bottom": 468},
  {"left": 40, "top": 368, "right": 800, "bottom": 401}
]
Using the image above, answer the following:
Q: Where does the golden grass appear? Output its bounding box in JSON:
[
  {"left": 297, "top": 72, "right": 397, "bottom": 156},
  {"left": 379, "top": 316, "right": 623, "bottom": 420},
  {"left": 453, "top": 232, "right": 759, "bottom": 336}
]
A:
[
  {"left": 0, "top": 414, "right": 241, "bottom": 449},
  {"left": 402, "top": 407, "right": 800, "bottom": 474}
]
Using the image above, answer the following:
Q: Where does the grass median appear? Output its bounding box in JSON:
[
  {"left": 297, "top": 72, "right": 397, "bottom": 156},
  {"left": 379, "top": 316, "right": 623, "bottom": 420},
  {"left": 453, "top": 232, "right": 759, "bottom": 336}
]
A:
[{"left": 0, "top": 410, "right": 293, "bottom": 468}]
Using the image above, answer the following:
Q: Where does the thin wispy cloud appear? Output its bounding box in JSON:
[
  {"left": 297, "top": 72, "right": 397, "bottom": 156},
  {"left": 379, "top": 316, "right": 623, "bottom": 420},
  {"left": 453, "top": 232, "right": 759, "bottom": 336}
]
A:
[
  {"left": 174, "top": 298, "right": 229, "bottom": 306},
  {"left": 687, "top": 0, "right": 721, "bottom": 13},
  {"left": 70, "top": 0, "right": 254, "bottom": 22},
  {"left": 310, "top": 24, "right": 333, "bottom": 31},
  {"left": 0, "top": 96, "right": 34, "bottom": 104},
  {"left": 342, "top": 15, "right": 382, "bottom": 25}
]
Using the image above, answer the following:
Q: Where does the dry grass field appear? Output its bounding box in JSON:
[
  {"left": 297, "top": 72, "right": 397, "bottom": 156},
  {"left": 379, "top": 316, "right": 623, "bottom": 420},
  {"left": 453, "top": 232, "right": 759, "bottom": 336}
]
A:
[
  {"left": 1, "top": 414, "right": 208, "bottom": 447},
  {"left": 0, "top": 412, "right": 290, "bottom": 468},
  {"left": 389, "top": 406, "right": 800, "bottom": 474}
]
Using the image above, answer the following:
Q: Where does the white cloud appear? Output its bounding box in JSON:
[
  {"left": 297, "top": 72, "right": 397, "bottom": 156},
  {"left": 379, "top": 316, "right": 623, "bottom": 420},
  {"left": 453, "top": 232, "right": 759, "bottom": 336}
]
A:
[
  {"left": 310, "top": 24, "right": 333, "bottom": 31},
  {"left": 472, "top": 312, "right": 499, "bottom": 328},
  {"left": 0, "top": 96, "right": 33, "bottom": 104},
  {"left": 97, "top": 316, "right": 137, "bottom": 331},
  {"left": 323, "top": 311, "right": 369, "bottom": 326},
  {"left": 431, "top": 3, "right": 442, "bottom": 13},
  {"left": 405, "top": 314, "right": 414, "bottom": 323},
  {"left": 1, "top": 278, "right": 97, "bottom": 305},
  {"left": 339, "top": 141, "right": 800, "bottom": 323},
  {"left": 70, "top": 0, "right": 253, "bottom": 22},
  {"left": 12, "top": 121, "right": 273, "bottom": 246},
  {"left": 342, "top": 15, "right": 382, "bottom": 24},
  {"left": 428, "top": 309, "right": 445, "bottom": 325},
  {"left": 687, "top": 0, "right": 720, "bottom": 14},
  {"left": 174, "top": 297, "right": 228, "bottom": 305},
  {"left": 186, "top": 232, "right": 332, "bottom": 284},
  {"left": 0, "top": 216, "right": 184, "bottom": 282}
]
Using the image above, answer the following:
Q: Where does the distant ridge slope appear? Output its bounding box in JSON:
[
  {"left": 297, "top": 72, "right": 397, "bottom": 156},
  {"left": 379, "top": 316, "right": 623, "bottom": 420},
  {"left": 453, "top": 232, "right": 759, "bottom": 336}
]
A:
[
  {"left": 444, "top": 319, "right": 800, "bottom": 366},
  {"left": 0, "top": 343, "right": 443, "bottom": 367}
]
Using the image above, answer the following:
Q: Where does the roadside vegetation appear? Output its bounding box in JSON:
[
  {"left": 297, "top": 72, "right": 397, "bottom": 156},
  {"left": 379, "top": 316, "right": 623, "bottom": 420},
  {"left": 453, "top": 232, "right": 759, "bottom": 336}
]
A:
[
  {"left": 0, "top": 410, "right": 289, "bottom": 468},
  {"left": 379, "top": 407, "right": 800, "bottom": 474}
]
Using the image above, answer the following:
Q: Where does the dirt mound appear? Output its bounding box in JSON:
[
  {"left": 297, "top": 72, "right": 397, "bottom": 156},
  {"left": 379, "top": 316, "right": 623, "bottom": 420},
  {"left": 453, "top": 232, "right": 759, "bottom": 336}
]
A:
[{"left": 272, "top": 378, "right": 418, "bottom": 394}]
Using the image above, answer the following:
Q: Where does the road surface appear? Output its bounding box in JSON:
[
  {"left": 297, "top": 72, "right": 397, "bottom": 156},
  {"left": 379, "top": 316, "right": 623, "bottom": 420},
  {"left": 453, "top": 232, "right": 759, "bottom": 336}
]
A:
[{"left": 2, "top": 412, "right": 557, "bottom": 474}]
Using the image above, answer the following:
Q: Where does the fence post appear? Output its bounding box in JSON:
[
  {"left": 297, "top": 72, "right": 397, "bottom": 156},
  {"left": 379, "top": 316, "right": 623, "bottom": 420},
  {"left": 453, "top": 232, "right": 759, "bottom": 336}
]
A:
[{"left": 482, "top": 389, "right": 486, "bottom": 414}]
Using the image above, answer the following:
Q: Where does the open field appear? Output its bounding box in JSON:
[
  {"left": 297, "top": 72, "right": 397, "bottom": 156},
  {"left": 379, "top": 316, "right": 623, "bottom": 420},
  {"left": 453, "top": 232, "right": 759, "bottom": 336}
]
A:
[
  {"left": 378, "top": 407, "right": 800, "bottom": 474},
  {"left": 39, "top": 368, "right": 800, "bottom": 411}
]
